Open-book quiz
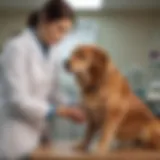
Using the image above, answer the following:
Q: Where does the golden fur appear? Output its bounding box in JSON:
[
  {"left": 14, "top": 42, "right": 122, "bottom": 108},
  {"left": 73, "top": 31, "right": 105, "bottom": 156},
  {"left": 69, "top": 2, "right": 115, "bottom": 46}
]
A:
[{"left": 66, "top": 45, "right": 160, "bottom": 154}]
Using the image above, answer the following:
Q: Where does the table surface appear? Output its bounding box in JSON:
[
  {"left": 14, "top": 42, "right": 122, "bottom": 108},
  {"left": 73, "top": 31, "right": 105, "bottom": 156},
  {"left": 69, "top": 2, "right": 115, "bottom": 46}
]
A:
[{"left": 31, "top": 141, "right": 160, "bottom": 160}]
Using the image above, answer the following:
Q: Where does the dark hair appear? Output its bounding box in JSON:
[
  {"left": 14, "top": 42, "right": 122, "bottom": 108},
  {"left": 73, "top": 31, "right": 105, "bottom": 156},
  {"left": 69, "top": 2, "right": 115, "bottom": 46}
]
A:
[{"left": 27, "top": 0, "right": 75, "bottom": 28}]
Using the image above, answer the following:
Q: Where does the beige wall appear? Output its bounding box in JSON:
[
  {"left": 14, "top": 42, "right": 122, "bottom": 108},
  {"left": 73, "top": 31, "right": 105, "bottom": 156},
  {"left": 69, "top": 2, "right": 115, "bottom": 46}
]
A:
[
  {"left": 0, "top": 11, "right": 159, "bottom": 73},
  {"left": 0, "top": 12, "right": 26, "bottom": 46}
]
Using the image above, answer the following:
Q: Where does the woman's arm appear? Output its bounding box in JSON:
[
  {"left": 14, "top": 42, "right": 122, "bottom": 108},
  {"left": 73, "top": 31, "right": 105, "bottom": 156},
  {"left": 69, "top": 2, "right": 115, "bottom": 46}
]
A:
[
  {"left": 47, "top": 56, "right": 85, "bottom": 122},
  {"left": 2, "top": 42, "right": 50, "bottom": 122}
]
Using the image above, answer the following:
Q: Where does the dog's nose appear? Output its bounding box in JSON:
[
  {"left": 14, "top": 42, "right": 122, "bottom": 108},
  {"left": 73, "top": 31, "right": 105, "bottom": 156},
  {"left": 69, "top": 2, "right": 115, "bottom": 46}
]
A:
[{"left": 64, "top": 60, "right": 70, "bottom": 71}]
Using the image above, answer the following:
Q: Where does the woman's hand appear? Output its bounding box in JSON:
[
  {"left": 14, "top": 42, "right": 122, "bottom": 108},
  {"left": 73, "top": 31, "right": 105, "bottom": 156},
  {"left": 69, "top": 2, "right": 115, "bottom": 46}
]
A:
[{"left": 56, "top": 106, "right": 86, "bottom": 123}]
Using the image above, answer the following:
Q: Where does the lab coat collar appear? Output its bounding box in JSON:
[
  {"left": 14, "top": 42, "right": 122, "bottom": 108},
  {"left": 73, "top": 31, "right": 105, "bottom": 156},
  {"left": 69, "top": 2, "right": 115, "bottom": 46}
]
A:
[
  {"left": 29, "top": 28, "right": 50, "bottom": 56},
  {"left": 22, "top": 28, "right": 53, "bottom": 60}
]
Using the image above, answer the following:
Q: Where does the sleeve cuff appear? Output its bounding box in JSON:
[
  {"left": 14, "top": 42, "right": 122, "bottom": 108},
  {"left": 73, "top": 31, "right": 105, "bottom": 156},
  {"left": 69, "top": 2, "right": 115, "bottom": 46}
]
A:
[{"left": 46, "top": 104, "right": 56, "bottom": 120}]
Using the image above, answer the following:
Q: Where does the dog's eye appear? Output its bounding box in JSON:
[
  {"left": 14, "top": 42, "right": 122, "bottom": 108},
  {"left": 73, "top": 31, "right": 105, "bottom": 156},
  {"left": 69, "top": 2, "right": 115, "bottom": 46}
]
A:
[{"left": 76, "top": 53, "right": 85, "bottom": 60}]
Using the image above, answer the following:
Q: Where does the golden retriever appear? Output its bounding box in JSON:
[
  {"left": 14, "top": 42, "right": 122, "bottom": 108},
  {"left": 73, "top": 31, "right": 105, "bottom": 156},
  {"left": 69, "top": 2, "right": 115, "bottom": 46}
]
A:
[{"left": 65, "top": 45, "right": 160, "bottom": 154}]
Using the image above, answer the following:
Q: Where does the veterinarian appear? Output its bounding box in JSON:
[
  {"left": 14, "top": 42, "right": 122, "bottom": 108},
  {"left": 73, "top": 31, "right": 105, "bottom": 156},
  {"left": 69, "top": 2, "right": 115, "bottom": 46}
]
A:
[{"left": 0, "top": 0, "right": 85, "bottom": 159}]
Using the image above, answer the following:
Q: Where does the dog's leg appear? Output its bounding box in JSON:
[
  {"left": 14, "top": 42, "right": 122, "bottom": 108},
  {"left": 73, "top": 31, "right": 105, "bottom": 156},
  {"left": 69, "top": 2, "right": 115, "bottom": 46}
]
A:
[
  {"left": 40, "top": 122, "right": 52, "bottom": 148},
  {"left": 142, "top": 122, "right": 160, "bottom": 150},
  {"left": 75, "top": 121, "right": 97, "bottom": 152},
  {"left": 96, "top": 108, "right": 126, "bottom": 155}
]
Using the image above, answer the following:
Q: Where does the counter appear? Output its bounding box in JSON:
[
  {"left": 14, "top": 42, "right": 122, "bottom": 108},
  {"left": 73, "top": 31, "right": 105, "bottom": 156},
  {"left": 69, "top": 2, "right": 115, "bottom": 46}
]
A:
[{"left": 31, "top": 141, "right": 160, "bottom": 160}]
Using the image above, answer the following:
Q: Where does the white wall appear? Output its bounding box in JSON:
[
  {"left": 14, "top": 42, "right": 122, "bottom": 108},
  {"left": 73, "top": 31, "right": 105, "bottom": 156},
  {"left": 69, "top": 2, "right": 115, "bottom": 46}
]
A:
[{"left": 79, "top": 14, "right": 160, "bottom": 73}]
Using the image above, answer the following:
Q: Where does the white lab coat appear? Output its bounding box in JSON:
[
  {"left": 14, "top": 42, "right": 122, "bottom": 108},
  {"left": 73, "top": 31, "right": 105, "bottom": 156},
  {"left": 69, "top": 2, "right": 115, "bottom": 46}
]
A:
[{"left": 0, "top": 29, "right": 62, "bottom": 159}]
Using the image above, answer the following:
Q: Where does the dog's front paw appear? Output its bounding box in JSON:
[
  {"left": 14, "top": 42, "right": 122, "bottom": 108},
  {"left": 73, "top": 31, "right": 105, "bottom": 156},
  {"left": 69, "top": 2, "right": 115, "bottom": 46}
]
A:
[
  {"left": 73, "top": 143, "right": 88, "bottom": 152},
  {"left": 95, "top": 146, "right": 110, "bottom": 156},
  {"left": 95, "top": 149, "right": 106, "bottom": 156}
]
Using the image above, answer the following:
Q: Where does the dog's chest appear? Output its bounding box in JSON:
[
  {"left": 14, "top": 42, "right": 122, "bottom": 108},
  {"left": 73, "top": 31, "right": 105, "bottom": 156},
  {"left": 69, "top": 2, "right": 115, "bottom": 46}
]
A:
[{"left": 83, "top": 93, "right": 106, "bottom": 123}]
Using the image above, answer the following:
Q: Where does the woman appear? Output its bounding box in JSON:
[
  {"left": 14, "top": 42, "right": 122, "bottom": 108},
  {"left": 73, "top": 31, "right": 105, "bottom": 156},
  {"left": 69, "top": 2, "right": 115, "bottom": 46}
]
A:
[{"left": 0, "top": 0, "right": 85, "bottom": 159}]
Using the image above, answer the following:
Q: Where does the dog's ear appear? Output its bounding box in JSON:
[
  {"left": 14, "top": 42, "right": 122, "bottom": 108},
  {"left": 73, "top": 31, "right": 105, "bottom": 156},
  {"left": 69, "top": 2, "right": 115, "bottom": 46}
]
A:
[
  {"left": 94, "top": 47, "right": 108, "bottom": 67},
  {"left": 89, "top": 47, "right": 109, "bottom": 87}
]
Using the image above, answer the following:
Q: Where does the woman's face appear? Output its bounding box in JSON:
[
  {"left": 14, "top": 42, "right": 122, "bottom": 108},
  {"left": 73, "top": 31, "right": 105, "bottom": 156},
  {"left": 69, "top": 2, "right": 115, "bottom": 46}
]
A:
[{"left": 40, "top": 18, "right": 73, "bottom": 45}]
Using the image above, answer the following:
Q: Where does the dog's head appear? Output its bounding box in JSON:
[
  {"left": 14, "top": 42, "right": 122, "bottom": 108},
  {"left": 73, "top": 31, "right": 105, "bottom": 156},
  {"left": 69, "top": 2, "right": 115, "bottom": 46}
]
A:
[{"left": 65, "top": 45, "right": 109, "bottom": 90}]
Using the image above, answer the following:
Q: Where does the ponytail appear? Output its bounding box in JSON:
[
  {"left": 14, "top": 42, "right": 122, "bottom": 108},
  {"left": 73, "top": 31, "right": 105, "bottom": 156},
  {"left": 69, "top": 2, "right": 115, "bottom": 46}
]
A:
[{"left": 27, "top": 11, "right": 39, "bottom": 28}]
